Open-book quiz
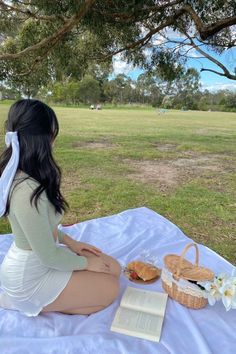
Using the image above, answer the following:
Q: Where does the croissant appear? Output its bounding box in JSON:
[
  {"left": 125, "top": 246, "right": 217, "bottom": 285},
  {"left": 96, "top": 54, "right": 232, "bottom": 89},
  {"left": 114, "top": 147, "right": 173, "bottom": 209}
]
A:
[{"left": 127, "top": 261, "right": 159, "bottom": 281}]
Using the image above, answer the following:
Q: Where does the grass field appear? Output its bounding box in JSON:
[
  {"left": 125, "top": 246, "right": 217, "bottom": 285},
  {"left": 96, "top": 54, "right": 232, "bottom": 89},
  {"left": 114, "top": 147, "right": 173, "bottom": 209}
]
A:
[{"left": 0, "top": 104, "right": 235, "bottom": 264}]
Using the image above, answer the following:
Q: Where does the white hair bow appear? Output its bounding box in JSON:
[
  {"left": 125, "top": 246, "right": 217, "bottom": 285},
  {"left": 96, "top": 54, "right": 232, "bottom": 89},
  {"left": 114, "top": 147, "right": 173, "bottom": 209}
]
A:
[{"left": 0, "top": 132, "right": 20, "bottom": 216}]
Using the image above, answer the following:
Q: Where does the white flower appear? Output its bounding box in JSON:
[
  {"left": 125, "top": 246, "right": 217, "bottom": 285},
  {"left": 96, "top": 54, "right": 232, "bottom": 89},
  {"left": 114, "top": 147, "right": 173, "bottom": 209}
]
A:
[
  {"left": 219, "top": 281, "right": 236, "bottom": 311},
  {"left": 198, "top": 279, "right": 221, "bottom": 305},
  {"left": 198, "top": 271, "right": 236, "bottom": 310},
  {"left": 215, "top": 273, "right": 230, "bottom": 287}
]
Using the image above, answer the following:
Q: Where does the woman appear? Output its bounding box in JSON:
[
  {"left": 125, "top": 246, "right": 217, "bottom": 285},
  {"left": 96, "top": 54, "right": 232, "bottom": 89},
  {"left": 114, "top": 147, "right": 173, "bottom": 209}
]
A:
[{"left": 0, "top": 99, "right": 121, "bottom": 317}]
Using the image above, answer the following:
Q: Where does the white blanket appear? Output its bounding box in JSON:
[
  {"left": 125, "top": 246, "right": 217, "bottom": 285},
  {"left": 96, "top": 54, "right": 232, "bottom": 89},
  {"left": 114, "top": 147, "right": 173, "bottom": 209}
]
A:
[{"left": 0, "top": 207, "right": 235, "bottom": 354}]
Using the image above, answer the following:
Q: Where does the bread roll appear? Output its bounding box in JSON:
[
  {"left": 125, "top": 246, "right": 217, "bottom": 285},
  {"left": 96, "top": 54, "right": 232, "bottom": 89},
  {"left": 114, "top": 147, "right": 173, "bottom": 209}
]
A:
[{"left": 127, "top": 261, "right": 159, "bottom": 281}]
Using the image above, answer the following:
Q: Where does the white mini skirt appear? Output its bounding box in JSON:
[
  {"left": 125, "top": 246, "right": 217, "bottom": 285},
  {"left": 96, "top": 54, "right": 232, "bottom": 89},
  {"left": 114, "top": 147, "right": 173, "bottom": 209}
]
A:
[{"left": 0, "top": 242, "right": 72, "bottom": 317}]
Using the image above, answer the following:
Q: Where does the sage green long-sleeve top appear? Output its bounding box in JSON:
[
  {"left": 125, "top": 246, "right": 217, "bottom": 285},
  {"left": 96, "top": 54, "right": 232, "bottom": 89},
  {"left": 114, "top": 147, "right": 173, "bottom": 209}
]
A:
[{"left": 7, "top": 171, "right": 87, "bottom": 271}]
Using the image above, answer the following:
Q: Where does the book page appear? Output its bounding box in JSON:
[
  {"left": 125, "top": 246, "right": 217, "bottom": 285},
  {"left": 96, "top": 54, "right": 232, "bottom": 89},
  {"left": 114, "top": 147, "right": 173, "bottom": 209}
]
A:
[
  {"left": 120, "top": 287, "right": 168, "bottom": 316},
  {"left": 111, "top": 307, "right": 163, "bottom": 342}
]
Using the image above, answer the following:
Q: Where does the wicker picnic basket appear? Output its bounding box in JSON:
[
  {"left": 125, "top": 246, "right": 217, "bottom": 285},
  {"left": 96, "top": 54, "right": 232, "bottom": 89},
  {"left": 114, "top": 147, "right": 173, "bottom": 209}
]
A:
[{"left": 161, "top": 243, "right": 214, "bottom": 309}]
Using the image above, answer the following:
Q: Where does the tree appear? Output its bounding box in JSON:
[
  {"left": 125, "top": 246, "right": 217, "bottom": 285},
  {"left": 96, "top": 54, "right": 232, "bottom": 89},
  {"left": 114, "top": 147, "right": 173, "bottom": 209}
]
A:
[
  {"left": 0, "top": 17, "right": 52, "bottom": 96},
  {"left": 0, "top": 1, "right": 236, "bottom": 82},
  {"left": 48, "top": 80, "right": 80, "bottom": 104},
  {"left": 172, "top": 68, "right": 201, "bottom": 109},
  {"left": 104, "top": 74, "right": 134, "bottom": 104},
  {"left": 162, "top": 95, "right": 174, "bottom": 109},
  {"left": 136, "top": 74, "right": 153, "bottom": 104},
  {"left": 225, "top": 92, "right": 236, "bottom": 109},
  {"left": 78, "top": 75, "right": 101, "bottom": 104},
  {"left": 0, "top": 84, "right": 20, "bottom": 100},
  {"left": 136, "top": 72, "right": 163, "bottom": 106}
]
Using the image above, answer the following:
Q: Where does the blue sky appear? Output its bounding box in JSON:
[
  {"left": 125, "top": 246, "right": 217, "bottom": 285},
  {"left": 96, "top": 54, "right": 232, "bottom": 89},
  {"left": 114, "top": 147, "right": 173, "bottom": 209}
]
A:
[
  {"left": 112, "top": 42, "right": 236, "bottom": 92},
  {"left": 186, "top": 47, "right": 236, "bottom": 91}
]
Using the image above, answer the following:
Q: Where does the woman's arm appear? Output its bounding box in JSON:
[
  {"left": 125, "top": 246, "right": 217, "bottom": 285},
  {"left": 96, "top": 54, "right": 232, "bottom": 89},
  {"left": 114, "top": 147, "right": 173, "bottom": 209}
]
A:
[
  {"left": 53, "top": 229, "right": 77, "bottom": 250},
  {"left": 12, "top": 183, "right": 88, "bottom": 271},
  {"left": 54, "top": 228, "right": 102, "bottom": 257}
]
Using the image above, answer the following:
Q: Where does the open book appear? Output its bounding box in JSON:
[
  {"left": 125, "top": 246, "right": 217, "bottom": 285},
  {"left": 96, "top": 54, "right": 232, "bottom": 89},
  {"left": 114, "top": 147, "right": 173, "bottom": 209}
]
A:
[{"left": 111, "top": 286, "right": 168, "bottom": 342}]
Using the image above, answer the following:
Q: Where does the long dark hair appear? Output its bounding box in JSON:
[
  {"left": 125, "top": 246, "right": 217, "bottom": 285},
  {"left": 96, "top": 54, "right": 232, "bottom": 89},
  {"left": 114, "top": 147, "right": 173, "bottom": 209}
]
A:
[{"left": 0, "top": 99, "right": 68, "bottom": 215}]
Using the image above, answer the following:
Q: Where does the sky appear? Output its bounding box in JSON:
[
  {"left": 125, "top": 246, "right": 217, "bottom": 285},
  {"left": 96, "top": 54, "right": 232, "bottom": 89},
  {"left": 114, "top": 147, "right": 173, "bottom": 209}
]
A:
[
  {"left": 112, "top": 33, "right": 236, "bottom": 92},
  {"left": 186, "top": 47, "right": 236, "bottom": 92}
]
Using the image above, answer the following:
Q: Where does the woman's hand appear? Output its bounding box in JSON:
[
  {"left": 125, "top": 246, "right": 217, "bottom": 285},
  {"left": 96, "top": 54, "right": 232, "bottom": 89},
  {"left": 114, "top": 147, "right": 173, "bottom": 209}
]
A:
[
  {"left": 73, "top": 241, "right": 102, "bottom": 257},
  {"left": 86, "top": 256, "right": 111, "bottom": 274},
  {"left": 74, "top": 242, "right": 111, "bottom": 273},
  {"left": 57, "top": 232, "right": 103, "bottom": 258}
]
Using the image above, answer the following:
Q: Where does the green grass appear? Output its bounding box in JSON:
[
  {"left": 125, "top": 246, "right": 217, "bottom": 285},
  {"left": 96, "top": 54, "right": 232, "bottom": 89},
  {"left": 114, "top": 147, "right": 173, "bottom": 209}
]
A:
[{"left": 0, "top": 104, "right": 235, "bottom": 264}]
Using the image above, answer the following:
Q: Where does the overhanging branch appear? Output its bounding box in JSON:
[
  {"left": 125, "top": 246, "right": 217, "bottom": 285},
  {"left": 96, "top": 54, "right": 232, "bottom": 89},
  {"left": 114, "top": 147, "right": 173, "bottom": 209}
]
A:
[
  {"left": 181, "top": 4, "right": 236, "bottom": 40},
  {"left": 1, "top": 0, "right": 236, "bottom": 82},
  {"left": 200, "top": 68, "right": 231, "bottom": 77},
  {"left": 184, "top": 33, "right": 236, "bottom": 80},
  {"left": 0, "top": 1, "right": 67, "bottom": 22},
  {"left": 0, "top": 0, "right": 95, "bottom": 61},
  {"left": 94, "top": 0, "right": 183, "bottom": 22},
  {"left": 101, "top": 8, "right": 186, "bottom": 59},
  {"left": 159, "top": 32, "right": 236, "bottom": 80}
]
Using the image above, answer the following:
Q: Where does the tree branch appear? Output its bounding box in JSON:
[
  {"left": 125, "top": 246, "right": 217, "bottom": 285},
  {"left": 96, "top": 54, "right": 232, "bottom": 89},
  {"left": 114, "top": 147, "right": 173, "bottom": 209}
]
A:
[
  {"left": 1, "top": 0, "right": 236, "bottom": 84},
  {"left": 0, "top": 0, "right": 95, "bottom": 61},
  {"left": 184, "top": 33, "right": 236, "bottom": 80},
  {"left": 101, "top": 8, "right": 187, "bottom": 59},
  {"left": 100, "top": 3, "right": 236, "bottom": 62},
  {"left": 196, "top": 36, "right": 236, "bottom": 50},
  {"left": 0, "top": 0, "right": 67, "bottom": 21},
  {"left": 181, "top": 4, "right": 236, "bottom": 40},
  {"left": 153, "top": 33, "right": 236, "bottom": 80},
  {"left": 93, "top": 0, "right": 183, "bottom": 22},
  {"left": 200, "top": 68, "right": 231, "bottom": 77}
]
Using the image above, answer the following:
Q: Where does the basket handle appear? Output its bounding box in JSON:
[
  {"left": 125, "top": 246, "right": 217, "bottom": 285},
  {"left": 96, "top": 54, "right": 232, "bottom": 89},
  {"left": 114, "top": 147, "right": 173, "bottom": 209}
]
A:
[{"left": 176, "top": 243, "right": 199, "bottom": 278}]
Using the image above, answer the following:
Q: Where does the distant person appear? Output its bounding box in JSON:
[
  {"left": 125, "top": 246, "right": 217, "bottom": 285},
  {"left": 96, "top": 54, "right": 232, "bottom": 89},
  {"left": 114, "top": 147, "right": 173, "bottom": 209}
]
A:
[
  {"left": 96, "top": 104, "right": 102, "bottom": 110},
  {"left": 0, "top": 99, "right": 121, "bottom": 317},
  {"left": 90, "top": 104, "right": 94, "bottom": 110},
  {"left": 157, "top": 108, "right": 167, "bottom": 115}
]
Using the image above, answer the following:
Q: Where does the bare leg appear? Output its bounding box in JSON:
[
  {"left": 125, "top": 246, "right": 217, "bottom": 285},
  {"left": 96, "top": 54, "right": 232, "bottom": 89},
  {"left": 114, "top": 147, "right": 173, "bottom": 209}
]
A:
[
  {"left": 42, "top": 253, "right": 121, "bottom": 315},
  {"left": 41, "top": 271, "right": 120, "bottom": 315}
]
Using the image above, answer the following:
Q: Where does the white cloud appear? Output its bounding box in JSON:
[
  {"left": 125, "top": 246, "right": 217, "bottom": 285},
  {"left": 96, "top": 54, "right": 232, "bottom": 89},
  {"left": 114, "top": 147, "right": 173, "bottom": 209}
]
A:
[
  {"left": 161, "top": 28, "right": 186, "bottom": 40},
  {"left": 112, "top": 53, "right": 134, "bottom": 75},
  {"left": 201, "top": 82, "right": 236, "bottom": 92},
  {"left": 151, "top": 34, "right": 166, "bottom": 46},
  {"left": 223, "top": 48, "right": 236, "bottom": 70},
  {"left": 184, "top": 47, "right": 203, "bottom": 58}
]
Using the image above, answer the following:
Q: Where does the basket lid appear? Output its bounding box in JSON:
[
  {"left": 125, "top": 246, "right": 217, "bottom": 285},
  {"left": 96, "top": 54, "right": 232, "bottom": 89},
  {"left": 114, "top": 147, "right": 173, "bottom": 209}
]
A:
[{"left": 164, "top": 254, "right": 214, "bottom": 281}]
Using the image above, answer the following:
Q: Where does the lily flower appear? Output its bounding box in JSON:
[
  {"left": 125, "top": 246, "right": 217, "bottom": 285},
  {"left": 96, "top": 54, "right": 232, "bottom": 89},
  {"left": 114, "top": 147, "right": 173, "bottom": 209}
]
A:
[
  {"left": 198, "top": 270, "right": 236, "bottom": 311},
  {"left": 219, "top": 281, "right": 236, "bottom": 311},
  {"left": 198, "top": 279, "right": 221, "bottom": 305}
]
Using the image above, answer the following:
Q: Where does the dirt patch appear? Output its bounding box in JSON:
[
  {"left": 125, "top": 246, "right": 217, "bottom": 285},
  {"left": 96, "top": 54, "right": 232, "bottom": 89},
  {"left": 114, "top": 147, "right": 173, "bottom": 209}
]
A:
[
  {"left": 127, "top": 161, "right": 179, "bottom": 187},
  {"left": 61, "top": 171, "right": 82, "bottom": 196},
  {"left": 153, "top": 143, "right": 177, "bottom": 152},
  {"left": 72, "top": 140, "right": 114, "bottom": 149},
  {"left": 126, "top": 155, "right": 225, "bottom": 191},
  {"left": 172, "top": 157, "right": 220, "bottom": 171},
  {"left": 196, "top": 128, "right": 232, "bottom": 135}
]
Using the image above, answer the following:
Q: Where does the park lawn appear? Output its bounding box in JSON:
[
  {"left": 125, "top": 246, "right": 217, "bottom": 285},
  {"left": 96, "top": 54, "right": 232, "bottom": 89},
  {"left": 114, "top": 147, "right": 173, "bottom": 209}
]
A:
[{"left": 0, "top": 104, "right": 235, "bottom": 264}]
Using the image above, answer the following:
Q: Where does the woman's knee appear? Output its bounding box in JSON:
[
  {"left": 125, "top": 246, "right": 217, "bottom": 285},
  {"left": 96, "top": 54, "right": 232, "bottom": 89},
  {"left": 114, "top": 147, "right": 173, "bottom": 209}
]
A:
[
  {"left": 110, "top": 258, "right": 122, "bottom": 278},
  {"left": 101, "top": 254, "right": 122, "bottom": 278}
]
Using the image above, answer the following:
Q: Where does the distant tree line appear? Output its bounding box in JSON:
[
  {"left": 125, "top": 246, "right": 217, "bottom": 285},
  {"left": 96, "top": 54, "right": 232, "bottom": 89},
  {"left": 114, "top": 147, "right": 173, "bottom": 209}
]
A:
[{"left": 1, "top": 67, "right": 236, "bottom": 112}]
